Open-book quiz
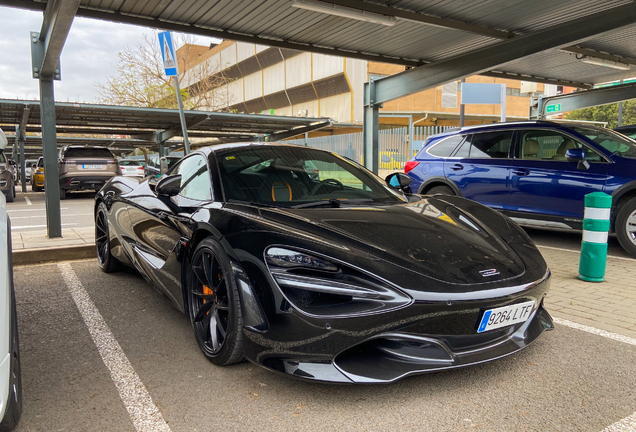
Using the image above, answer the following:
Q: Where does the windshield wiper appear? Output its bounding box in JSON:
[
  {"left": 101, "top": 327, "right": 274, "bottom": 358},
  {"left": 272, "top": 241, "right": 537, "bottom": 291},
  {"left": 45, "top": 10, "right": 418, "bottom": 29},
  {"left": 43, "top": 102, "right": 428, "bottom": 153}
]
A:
[{"left": 291, "top": 199, "right": 375, "bottom": 209}]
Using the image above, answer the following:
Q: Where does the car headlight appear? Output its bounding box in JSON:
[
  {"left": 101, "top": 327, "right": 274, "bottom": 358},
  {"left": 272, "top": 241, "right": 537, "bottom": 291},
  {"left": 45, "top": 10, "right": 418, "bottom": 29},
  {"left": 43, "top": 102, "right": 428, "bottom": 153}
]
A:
[{"left": 265, "top": 247, "right": 412, "bottom": 318}]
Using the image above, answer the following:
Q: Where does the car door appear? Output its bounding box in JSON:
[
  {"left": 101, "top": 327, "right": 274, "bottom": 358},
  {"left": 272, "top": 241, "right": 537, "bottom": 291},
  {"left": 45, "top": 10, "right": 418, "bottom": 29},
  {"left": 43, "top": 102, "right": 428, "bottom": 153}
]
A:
[
  {"left": 444, "top": 130, "right": 514, "bottom": 211},
  {"left": 126, "top": 154, "right": 213, "bottom": 307},
  {"left": 508, "top": 128, "right": 610, "bottom": 226}
]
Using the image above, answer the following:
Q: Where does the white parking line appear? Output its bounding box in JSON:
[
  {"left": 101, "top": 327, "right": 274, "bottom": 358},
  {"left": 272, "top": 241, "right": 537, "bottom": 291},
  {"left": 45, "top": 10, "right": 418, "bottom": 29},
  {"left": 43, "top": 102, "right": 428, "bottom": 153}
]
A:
[
  {"left": 537, "top": 244, "right": 636, "bottom": 262},
  {"left": 58, "top": 263, "right": 172, "bottom": 432},
  {"left": 10, "top": 213, "right": 93, "bottom": 220},
  {"left": 24, "top": 196, "right": 32, "bottom": 205},
  {"left": 8, "top": 207, "right": 68, "bottom": 212},
  {"left": 554, "top": 318, "right": 636, "bottom": 432}
]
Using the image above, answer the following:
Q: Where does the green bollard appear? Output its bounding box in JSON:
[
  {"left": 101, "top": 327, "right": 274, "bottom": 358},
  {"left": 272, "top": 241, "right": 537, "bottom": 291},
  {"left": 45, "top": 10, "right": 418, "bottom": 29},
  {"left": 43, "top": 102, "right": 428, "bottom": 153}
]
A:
[{"left": 578, "top": 192, "right": 612, "bottom": 282}]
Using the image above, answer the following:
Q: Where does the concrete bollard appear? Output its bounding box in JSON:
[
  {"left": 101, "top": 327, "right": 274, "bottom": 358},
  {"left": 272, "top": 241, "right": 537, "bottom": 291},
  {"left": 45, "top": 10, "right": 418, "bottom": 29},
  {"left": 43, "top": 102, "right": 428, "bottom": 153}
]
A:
[{"left": 578, "top": 191, "right": 612, "bottom": 282}]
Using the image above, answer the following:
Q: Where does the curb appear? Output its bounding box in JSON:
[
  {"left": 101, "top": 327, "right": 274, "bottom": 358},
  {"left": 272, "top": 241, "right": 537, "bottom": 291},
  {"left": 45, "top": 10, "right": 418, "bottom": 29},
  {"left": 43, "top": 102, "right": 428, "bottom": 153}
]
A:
[{"left": 13, "top": 244, "right": 96, "bottom": 266}]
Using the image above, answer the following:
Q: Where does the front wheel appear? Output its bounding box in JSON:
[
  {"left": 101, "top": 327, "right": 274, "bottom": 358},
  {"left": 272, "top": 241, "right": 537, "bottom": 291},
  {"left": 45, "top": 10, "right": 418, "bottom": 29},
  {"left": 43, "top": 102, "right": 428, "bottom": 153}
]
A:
[
  {"left": 95, "top": 203, "right": 121, "bottom": 273},
  {"left": 616, "top": 197, "right": 636, "bottom": 257},
  {"left": 187, "top": 238, "right": 243, "bottom": 366}
]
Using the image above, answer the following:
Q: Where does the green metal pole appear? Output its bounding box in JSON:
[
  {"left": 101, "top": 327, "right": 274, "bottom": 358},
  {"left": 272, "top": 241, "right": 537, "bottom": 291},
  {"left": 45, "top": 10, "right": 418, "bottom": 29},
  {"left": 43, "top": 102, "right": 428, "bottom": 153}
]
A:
[{"left": 578, "top": 192, "right": 612, "bottom": 282}]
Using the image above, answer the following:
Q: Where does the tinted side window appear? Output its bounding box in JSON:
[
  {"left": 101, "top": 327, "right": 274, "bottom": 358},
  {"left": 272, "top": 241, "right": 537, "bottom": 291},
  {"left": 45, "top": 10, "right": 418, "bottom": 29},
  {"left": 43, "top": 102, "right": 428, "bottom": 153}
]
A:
[
  {"left": 174, "top": 155, "right": 212, "bottom": 201},
  {"left": 455, "top": 131, "right": 513, "bottom": 159},
  {"left": 519, "top": 130, "right": 604, "bottom": 162},
  {"left": 428, "top": 136, "right": 464, "bottom": 157}
]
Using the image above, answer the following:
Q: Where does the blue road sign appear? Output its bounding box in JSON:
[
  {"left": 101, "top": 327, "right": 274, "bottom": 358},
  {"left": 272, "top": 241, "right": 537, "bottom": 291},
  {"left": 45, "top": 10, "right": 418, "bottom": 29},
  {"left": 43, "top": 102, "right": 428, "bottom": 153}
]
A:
[{"left": 158, "top": 31, "right": 178, "bottom": 76}]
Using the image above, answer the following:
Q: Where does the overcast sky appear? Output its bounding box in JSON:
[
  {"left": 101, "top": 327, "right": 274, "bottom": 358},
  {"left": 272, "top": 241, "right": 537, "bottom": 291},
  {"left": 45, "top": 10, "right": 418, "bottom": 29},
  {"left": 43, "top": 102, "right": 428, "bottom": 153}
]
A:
[{"left": 0, "top": 7, "right": 220, "bottom": 103}]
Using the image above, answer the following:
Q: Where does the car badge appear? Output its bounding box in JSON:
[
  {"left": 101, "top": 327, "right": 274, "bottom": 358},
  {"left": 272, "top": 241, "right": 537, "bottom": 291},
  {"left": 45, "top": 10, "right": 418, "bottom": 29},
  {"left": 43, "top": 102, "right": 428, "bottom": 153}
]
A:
[{"left": 479, "top": 269, "right": 500, "bottom": 277}]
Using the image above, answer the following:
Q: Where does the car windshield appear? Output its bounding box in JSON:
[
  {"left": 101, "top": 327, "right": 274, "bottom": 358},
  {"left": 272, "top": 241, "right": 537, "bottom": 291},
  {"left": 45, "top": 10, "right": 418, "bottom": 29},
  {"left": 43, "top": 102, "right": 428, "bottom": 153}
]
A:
[
  {"left": 119, "top": 160, "right": 141, "bottom": 166},
  {"left": 37, "top": 158, "right": 44, "bottom": 168},
  {"left": 217, "top": 146, "right": 407, "bottom": 207},
  {"left": 572, "top": 126, "right": 636, "bottom": 158},
  {"left": 64, "top": 148, "right": 115, "bottom": 159}
]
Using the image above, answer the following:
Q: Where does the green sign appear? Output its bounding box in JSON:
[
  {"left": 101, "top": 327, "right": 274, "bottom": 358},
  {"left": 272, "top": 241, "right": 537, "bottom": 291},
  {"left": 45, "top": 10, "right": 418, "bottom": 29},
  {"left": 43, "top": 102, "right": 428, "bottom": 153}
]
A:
[
  {"left": 546, "top": 104, "right": 561, "bottom": 113},
  {"left": 261, "top": 109, "right": 275, "bottom": 115}
]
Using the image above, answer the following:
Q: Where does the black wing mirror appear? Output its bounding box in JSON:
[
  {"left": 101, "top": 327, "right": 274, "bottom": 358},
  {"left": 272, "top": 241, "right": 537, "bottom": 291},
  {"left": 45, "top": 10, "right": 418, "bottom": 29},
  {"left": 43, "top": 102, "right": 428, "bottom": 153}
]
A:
[
  {"left": 155, "top": 174, "right": 181, "bottom": 197},
  {"left": 566, "top": 148, "right": 590, "bottom": 170},
  {"left": 385, "top": 172, "right": 412, "bottom": 193}
]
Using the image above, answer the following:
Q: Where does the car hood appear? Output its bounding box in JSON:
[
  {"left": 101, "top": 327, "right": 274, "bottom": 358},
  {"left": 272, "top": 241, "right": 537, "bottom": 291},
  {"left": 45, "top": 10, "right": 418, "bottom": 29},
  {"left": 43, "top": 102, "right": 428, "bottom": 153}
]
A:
[{"left": 258, "top": 198, "right": 526, "bottom": 286}]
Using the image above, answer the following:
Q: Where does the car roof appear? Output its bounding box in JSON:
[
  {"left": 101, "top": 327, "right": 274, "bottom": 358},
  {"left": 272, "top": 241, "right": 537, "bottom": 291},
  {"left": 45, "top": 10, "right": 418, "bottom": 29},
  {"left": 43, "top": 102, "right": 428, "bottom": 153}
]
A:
[{"left": 427, "top": 120, "right": 608, "bottom": 140}]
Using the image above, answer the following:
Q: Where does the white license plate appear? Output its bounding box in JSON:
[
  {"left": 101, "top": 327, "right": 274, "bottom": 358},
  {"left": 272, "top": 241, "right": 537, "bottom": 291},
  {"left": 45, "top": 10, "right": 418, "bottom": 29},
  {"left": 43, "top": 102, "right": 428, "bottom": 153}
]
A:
[
  {"left": 477, "top": 300, "right": 535, "bottom": 333},
  {"left": 82, "top": 164, "right": 103, "bottom": 169}
]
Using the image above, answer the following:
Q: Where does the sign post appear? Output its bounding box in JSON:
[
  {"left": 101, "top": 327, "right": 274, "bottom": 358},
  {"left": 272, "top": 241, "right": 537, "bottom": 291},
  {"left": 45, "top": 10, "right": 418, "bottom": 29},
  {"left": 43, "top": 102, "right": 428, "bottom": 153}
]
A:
[{"left": 158, "top": 31, "right": 191, "bottom": 155}]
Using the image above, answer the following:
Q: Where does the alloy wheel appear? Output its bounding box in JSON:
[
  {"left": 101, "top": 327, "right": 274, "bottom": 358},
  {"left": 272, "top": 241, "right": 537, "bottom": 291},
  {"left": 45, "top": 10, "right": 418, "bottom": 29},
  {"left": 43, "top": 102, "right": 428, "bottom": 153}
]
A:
[
  {"left": 626, "top": 209, "right": 636, "bottom": 245},
  {"left": 190, "top": 248, "right": 230, "bottom": 355},
  {"left": 95, "top": 209, "right": 109, "bottom": 266}
]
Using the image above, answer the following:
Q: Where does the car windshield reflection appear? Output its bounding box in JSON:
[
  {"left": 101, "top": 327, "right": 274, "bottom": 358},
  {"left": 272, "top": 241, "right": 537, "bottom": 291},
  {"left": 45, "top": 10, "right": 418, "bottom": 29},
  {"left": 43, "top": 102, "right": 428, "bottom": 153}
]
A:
[{"left": 218, "top": 146, "right": 406, "bottom": 207}]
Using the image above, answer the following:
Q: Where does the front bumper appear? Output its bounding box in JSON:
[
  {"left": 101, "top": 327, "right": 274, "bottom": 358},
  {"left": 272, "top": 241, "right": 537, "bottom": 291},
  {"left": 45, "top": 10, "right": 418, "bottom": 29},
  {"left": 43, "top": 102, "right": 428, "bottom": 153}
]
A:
[{"left": 241, "top": 274, "right": 553, "bottom": 384}]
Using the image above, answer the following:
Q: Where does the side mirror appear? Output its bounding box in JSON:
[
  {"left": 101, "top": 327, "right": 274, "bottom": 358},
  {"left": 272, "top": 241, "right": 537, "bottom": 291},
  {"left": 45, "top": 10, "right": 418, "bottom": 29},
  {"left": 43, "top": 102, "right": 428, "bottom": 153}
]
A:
[
  {"left": 155, "top": 174, "right": 181, "bottom": 197},
  {"left": 385, "top": 172, "right": 412, "bottom": 192},
  {"left": 566, "top": 148, "right": 590, "bottom": 170}
]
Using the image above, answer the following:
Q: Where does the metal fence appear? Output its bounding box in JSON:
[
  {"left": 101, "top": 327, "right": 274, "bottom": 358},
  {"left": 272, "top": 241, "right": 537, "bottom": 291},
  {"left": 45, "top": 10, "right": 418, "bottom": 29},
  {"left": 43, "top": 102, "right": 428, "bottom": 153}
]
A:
[{"left": 285, "top": 126, "right": 454, "bottom": 171}]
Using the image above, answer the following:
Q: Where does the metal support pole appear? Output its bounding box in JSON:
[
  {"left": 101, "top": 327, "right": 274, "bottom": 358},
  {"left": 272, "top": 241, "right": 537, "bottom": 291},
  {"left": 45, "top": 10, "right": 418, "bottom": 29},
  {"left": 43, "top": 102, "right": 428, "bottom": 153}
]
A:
[
  {"left": 18, "top": 127, "right": 26, "bottom": 193},
  {"left": 39, "top": 78, "right": 61, "bottom": 238},
  {"left": 158, "top": 141, "right": 165, "bottom": 158},
  {"left": 459, "top": 78, "right": 465, "bottom": 127},
  {"left": 408, "top": 115, "right": 414, "bottom": 159},
  {"left": 173, "top": 76, "right": 191, "bottom": 155},
  {"left": 500, "top": 84, "right": 507, "bottom": 122},
  {"left": 363, "top": 80, "right": 380, "bottom": 173},
  {"left": 618, "top": 80, "right": 624, "bottom": 127}
]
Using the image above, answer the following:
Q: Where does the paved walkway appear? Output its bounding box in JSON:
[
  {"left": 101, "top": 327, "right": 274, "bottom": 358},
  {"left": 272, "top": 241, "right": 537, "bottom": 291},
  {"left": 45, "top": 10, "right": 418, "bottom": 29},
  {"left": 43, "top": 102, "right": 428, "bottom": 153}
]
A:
[
  {"left": 12, "top": 227, "right": 95, "bottom": 250},
  {"left": 539, "top": 245, "right": 636, "bottom": 339}
]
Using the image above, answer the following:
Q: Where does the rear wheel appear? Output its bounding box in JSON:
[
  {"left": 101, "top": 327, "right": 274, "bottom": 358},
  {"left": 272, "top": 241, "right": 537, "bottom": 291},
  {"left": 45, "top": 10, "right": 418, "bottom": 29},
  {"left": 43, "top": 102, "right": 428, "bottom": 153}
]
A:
[
  {"left": 95, "top": 203, "right": 121, "bottom": 273},
  {"left": 59, "top": 188, "right": 66, "bottom": 200},
  {"left": 426, "top": 185, "right": 454, "bottom": 196},
  {"left": 187, "top": 238, "right": 243, "bottom": 366},
  {"left": 616, "top": 197, "right": 636, "bottom": 257}
]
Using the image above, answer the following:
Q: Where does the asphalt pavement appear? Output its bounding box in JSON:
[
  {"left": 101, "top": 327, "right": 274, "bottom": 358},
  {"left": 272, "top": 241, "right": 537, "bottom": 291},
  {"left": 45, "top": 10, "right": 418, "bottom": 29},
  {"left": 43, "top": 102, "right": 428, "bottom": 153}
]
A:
[
  {"left": 10, "top": 259, "right": 636, "bottom": 432},
  {"left": 9, "top": 190, "right": 95, "bottom": 233}
]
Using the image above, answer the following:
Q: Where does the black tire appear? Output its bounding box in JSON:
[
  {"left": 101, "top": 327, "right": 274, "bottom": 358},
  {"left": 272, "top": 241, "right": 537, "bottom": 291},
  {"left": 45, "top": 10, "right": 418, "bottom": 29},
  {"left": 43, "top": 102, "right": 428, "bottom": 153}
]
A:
[
  {"left": 95, "top": 203, "right": 121, "bottom": 273},
  {"left": 187, "top": 238, "right": 243, "bottom": 366},
  {"left": 426, "top": 185, "right": 454, "bottom": 196},
  {"left": 5, "top": 183, "right": 14, "bottom": 203},
  {"left": 59, "top": 188, "right": 66, "bottom": 200},
  {"left": 615, "top": 197, "right": 636, "bottom": 257},
  {"left": 0, "top": 238, "right": 22, "bottom": 431}
]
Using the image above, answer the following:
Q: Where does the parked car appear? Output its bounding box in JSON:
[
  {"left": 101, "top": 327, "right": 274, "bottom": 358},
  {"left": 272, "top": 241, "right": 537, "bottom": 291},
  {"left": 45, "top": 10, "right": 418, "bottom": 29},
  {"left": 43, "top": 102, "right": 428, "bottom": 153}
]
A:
[
  {"left": 614, "top": 124, "right": 636, "bottom": 140},
  {"left": 0, "top": 131, "right": 15, "bottom": 203},
  {"left": 0, "top": 133, "right": 22, "bottom": 431},
  {"left": 58, "top": 146, "right": 120, "bottom": 199},
  {"left": 22, "top": 160, "right": 37, "bottom": 183},
  {"left": 380, "top": 150, "right": 408, "bottom": 171},
  {"left": 405, "top": 120, "right": 636, "bottom": 256},
  {"left": 31, "top": 157, "right": 44, "bottom": 192},
  {"left": 118, "top": 159, "right": 145, "bottom": 178},
  {"left": 95, "top": 143, "right": 553, "bottom": 383},
  {"left": 144, "top": 156, "right": 181, "bottom": 178}
]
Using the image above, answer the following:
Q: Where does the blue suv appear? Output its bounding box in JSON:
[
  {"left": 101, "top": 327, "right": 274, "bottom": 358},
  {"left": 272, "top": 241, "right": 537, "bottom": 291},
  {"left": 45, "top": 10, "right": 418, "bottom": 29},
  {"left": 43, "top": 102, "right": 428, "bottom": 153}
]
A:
[{"left": 405, "top": 120, "right": 636, "bottom": 256}]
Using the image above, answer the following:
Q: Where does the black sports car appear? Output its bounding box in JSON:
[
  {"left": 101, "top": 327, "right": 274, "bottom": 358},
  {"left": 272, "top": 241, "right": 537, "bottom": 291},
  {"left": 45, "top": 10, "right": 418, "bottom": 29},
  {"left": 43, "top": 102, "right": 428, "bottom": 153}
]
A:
[{"left": 95, "top": 143, "right": 553, "bottom": 383}]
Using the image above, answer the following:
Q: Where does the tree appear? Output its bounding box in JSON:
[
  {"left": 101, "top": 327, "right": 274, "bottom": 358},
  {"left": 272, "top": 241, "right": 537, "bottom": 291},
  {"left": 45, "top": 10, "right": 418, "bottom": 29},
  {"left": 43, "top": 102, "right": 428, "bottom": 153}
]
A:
[
  {"left": 565, "top": 101, "right": 636, "bottom": 128},
  {"left": 95, "top": 32, "right": 234, "bottom": 111}
]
